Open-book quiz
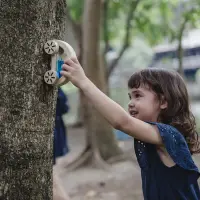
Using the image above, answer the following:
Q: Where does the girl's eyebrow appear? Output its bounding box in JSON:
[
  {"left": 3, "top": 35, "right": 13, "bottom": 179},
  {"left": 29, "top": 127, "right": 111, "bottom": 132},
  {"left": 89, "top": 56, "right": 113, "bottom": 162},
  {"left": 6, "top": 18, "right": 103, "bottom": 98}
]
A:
[
  {"left": 128, "top": 89, "right": 144, "bottom": 97},
  {"left": 131, "top": 89, "right": 143, "bottom": 94}
]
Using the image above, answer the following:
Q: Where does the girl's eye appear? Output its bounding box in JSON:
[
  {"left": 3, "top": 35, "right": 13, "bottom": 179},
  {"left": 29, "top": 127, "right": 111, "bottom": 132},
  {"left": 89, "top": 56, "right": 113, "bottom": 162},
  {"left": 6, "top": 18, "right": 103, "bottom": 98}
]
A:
[{"left": 135, "top": 94, "right": 141, "bottom": 98}]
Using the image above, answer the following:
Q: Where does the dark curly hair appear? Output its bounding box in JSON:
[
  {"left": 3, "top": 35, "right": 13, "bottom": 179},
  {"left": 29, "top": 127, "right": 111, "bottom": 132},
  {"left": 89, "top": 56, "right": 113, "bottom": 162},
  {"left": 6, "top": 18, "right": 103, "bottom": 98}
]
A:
[{"left": 128, "top": 68, "right": 200, "bottom": 154}]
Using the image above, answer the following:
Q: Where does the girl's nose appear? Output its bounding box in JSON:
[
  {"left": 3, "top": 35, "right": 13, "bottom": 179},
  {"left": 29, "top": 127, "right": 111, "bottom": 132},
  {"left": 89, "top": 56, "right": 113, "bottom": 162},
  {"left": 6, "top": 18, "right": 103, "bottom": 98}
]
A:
[{"left": 128, "top": 100, "right": 135, "bottom": 108}]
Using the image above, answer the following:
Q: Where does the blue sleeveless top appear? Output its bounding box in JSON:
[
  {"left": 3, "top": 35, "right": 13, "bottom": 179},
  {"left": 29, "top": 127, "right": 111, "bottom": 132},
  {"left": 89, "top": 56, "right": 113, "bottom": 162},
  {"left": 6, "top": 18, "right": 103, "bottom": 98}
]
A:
[{"left": 134, "top": 122, "right": 200, "bottom": 200}]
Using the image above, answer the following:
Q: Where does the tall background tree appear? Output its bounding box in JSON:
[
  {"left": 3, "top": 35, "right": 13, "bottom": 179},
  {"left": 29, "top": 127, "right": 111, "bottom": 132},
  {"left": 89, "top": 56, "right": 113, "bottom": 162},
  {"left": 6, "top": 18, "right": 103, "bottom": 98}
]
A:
[
  {"left": 66, "top": 0, "right": 123, "bottom": 171},
  {"left": 0, "top": 0, "right": 66, "bottom": 199}
]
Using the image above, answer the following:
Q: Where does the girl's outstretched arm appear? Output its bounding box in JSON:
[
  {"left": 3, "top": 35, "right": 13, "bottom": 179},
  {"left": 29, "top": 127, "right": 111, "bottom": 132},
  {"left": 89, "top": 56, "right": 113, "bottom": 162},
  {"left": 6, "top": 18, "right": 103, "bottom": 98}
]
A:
[{"left": 61, "top": 58, "right": 162, "bottom": 145}]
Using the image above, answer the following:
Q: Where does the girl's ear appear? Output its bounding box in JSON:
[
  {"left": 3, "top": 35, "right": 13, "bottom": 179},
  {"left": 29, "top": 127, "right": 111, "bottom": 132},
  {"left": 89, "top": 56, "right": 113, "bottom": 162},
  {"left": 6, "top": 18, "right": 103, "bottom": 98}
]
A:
[{"left": 160, "top": 95, "right": 168, "bottom": 110}]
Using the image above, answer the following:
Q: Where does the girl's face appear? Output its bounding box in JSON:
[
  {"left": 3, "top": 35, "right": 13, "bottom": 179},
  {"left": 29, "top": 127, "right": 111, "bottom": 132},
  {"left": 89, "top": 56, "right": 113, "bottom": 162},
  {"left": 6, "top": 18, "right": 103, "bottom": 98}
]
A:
[{"left": 128, "top": 86, "right": 167, "bottom": 122}]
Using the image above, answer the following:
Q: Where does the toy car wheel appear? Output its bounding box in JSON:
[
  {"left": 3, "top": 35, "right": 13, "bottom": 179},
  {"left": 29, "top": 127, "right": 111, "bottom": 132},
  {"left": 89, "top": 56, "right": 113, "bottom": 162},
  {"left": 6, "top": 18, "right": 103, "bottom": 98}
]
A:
[
  {"left": 44, "top": 70, "right": 58, "bottom": 84},
  {"left": 44, "top": 40, "right": 59, "bottom": 55}
]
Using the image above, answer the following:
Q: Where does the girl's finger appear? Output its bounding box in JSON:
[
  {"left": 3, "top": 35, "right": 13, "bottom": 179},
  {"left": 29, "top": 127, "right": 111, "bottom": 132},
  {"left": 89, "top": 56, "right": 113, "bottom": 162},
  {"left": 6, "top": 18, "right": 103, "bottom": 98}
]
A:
[
  {"left": 62, "top": 64, "right": 73, "bottom": 71},
  {"left": 64, "top": 58, "right": 75, "bottom": 66},
  {"left": 71, "top": 57, "right": 79, "bottom": 64},
  {"left": 60, "top": 70, "right": 70, "bottom": 77}
]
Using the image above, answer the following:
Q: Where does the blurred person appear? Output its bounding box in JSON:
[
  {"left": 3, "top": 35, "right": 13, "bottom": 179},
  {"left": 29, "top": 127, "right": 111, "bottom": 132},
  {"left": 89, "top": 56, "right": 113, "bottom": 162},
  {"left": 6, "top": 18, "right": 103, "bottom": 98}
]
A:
[{"left": 53, "top": 88, "right": 70, "bottom": 165}]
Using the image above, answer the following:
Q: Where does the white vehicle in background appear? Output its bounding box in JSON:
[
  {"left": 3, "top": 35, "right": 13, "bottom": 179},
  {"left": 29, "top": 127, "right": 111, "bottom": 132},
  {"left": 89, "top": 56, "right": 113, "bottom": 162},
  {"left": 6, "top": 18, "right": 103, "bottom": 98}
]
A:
[{"left": 149, "top": 29, "right": 200, "bottom": 83}]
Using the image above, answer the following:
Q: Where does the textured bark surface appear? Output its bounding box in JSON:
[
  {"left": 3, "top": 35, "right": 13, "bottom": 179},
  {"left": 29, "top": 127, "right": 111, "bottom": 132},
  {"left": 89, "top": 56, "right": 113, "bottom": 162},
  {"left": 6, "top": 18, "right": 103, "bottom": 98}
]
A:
[{"left": 0, "top": 0, "right": 66, "bottom": 199}]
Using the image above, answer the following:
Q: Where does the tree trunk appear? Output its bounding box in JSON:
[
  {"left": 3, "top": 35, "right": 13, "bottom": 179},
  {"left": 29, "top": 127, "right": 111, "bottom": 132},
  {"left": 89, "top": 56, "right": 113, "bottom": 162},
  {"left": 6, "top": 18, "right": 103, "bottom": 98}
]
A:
[
  {"left": 82, "top": 0, "right": 122, "bottom": 161},
  {"left": 177, "top": 39, "right": 184, "bottom": 78},
  {"left": 177, "top": 19, "right": 188, "bottom": 78},
  {"left": 0, "top": 1, "right": 66, "bottom": 199}
]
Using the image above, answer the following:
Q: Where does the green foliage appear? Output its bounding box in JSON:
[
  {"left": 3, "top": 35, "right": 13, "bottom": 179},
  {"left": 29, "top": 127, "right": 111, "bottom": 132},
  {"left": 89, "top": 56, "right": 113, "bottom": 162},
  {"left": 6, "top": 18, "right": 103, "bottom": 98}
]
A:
[
  {"left": 167, "top": 0, "right": 200, "bottom": 41},
  {"left": 67, "top": 0, "right": 83, "bottom": 23},
  {"left": 134, "top": 4, "right": 165, "bottom": 45},
  {"left": 66, "top": 0, "right": 200, "bottom": 49},
  {"left": 67, "top": 0, "right": 175, "bottom": 46}
]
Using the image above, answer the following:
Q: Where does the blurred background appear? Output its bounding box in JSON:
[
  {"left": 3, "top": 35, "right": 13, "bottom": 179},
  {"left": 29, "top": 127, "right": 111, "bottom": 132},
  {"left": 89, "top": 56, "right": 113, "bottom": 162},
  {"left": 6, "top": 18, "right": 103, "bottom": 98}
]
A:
[{"left": 55, "top": 0, "right": 200, "bottom": 199}]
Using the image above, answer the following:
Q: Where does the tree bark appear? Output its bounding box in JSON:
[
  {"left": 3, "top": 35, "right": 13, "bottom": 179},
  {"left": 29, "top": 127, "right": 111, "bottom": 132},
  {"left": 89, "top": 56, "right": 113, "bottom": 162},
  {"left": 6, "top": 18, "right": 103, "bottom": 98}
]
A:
[{"left": 0, "top": 0, "right": 66, "bottom": 199}]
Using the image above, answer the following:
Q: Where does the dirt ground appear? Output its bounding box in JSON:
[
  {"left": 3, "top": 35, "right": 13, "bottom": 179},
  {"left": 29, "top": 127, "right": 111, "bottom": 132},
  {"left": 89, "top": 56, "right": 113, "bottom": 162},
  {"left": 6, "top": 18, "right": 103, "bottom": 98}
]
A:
[{"left": 54, "top": 127, "right": 200, "bottom": 200}]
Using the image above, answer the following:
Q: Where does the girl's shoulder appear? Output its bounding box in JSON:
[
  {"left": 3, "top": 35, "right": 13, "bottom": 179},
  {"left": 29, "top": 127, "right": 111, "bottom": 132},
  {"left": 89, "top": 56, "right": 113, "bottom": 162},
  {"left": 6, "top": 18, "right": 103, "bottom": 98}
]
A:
[
  {"left": 147, "top": 122, "right": 182, "bottom": 138},
  {"left": 144, "top": 122, "right": 185, "bottom": 148},
  {"left": 135, "top": 122, "right": 200, "bottom": 178}
]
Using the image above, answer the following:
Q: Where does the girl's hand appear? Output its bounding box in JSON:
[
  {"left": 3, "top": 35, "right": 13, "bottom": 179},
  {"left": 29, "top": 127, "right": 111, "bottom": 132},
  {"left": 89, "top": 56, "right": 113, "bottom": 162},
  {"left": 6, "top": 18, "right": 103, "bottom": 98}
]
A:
[{"left": 60, "top": 58, "right": 88, "bottom": 88}]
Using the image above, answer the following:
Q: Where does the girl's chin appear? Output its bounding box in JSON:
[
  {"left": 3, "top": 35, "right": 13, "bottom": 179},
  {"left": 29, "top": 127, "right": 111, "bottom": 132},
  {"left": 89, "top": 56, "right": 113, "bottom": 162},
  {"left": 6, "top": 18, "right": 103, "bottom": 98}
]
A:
[
  {"left": 131, "top": 114, "right": 139, "bottom": 119},
  {"left": 131, "top": 115, "right": 145, "bottom": 121}
]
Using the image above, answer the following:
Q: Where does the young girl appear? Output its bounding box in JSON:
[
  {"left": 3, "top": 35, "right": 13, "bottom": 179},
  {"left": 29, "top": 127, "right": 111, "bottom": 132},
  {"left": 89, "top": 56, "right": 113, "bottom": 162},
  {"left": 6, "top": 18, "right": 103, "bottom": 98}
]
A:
[{"left": 61, "top": 58, "right": 200, "bottom": 200}]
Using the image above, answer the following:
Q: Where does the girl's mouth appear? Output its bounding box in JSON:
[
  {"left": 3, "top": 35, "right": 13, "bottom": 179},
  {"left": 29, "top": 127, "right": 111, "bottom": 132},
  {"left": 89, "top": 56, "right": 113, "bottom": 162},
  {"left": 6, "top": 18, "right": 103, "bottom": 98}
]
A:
[{"left": 129, "top": 111, "right": 138, "bottom": 117}]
